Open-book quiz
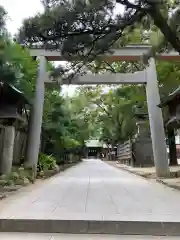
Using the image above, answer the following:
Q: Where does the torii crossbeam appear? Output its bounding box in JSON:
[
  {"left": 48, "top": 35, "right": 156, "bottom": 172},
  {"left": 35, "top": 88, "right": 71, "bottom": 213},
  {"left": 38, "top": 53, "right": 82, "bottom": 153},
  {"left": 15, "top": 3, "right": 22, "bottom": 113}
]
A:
[{"left": 29, "top": 44, "right": 180, "bottom": 61}]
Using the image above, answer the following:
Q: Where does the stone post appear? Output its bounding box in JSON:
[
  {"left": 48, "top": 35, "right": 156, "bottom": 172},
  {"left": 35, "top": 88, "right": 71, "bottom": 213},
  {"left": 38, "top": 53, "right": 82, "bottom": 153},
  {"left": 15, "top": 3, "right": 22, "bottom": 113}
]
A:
[{"left": 0, "top": 126, "right": 15, "bottom": 175}]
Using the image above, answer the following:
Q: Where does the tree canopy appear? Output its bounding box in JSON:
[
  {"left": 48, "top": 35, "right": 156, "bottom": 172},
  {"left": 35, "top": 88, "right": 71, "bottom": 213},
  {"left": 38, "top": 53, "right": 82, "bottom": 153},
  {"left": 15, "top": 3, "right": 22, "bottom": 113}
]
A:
[
  {"left": 16, "top": 0, "right": 180, "bottom": 61},
  {"left": 1, "top": 1, "right": 180, "bottom": 156}
]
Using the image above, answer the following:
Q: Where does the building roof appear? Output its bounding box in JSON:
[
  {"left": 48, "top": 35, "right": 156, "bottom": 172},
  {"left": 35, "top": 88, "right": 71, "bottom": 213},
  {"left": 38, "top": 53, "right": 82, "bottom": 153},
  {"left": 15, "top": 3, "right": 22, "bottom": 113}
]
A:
[
  {"left": 0, "top": 82, "right": 30, "bottom": 105},
  {"left": 158, "top": 86, "right": 180, "bottom": 108},
  {"left": 85, "top": 140, "right": 103, "bottom": 148},
  {"left": 85, "top": 140, "right": 116, "bottom": 148}
]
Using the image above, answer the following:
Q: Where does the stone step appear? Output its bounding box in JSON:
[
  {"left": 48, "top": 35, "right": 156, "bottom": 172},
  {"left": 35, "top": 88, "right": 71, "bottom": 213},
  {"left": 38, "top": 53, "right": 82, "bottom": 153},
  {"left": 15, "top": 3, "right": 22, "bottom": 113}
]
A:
[
  {"left": 0, "top": 233, "right": 179, "bottom": 240},
  {"left": 0, "top": 219, "right": 180, "bottom": 236}
]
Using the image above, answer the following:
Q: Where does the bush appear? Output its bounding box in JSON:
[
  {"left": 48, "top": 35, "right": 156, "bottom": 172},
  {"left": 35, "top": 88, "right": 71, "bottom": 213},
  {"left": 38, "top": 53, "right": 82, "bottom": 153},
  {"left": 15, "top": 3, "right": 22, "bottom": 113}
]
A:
[
  {"left": 10, "top": 172, "right": 20, "bottom": 180},
  {"left": 0, "top": 179, "right": 8, "bottom": 186},
  {"left": 38, "top": 153, "right": 57, "bottom": 172}
]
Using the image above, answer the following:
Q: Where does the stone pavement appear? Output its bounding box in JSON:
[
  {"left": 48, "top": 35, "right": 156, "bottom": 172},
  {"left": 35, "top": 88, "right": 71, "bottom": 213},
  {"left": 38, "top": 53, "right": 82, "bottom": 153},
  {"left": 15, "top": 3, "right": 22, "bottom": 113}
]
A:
[
  {"left": 0, "top": 233, "right": 179, "bottom": 239},
  {"left": 1, "top": 159, "right": 180, "bottom": 235}
]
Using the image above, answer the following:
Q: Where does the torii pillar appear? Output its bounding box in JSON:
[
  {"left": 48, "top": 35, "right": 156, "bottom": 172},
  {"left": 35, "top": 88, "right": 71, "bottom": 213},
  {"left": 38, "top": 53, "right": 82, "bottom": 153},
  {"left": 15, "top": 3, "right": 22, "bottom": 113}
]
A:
[
  {"left": 146, "top": 58, "right": 169, "bottom": 177},
  {"left": 25, "top": 56, "right": 46, "bottom": 177}
]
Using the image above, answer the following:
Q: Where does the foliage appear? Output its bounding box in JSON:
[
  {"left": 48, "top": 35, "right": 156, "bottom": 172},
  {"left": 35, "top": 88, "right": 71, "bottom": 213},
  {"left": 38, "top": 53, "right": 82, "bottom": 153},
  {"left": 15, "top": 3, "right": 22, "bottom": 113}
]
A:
[
  {"left": 42, "top": 89, "right": 87, "bottom": 159},
  {"left": 0, "top": 5, "right": 6, "bottom": 30},
  {"left": 1, "top": 1, "right": 180, "bottom": 172},
  {"left": 15, "top": 0, "right": 180, "bottom": 69},
  {"left": 38, "top": 153, "right": 57, "bottom": 171},
  {"left": 70, "top": 56, "right": 180, "bottom": 146},
  {"left": 156, "top": 61, "right": 180, "bottom": 98},
  {"left": 0, "top": 5, "right": 87, "bottom": 171},
  {"left": 0, "top": 39, "right": 37, "bottom": 99},
  {"left": 0, "top": 38, "right": 17, "bottom": 83},
  {"left": 62, "top": 137, "right": 81, "bottom": 149},
  {"left": 0, "top": 6, "right": 36, "bottom": 90},
  {"left": 73, "top": 84, "right": 145, "bottom": 145},
  {"left": 4, "top": 0, "right": 179, "bottom": 151},
  {"left": 0, "top": 167, "right": 32, "bottom": 186}
]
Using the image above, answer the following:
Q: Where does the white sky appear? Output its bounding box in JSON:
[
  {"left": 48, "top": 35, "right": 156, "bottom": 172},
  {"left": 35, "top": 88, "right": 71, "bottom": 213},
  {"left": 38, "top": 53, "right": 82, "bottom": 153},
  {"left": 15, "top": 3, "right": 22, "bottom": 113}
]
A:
[
  {"left": 0, "top": 0, "right": 43, "bottom": 35},
  {"left": 0, "top": 0, "right": 123, "bottom": 96},
  {"left": 1, "top": 0, "right": 123, "bottom": 35}
]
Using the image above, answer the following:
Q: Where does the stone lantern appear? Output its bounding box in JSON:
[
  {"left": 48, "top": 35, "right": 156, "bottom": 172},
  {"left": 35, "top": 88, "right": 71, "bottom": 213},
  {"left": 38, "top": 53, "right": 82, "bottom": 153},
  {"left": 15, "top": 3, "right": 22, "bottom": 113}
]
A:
[
  {"left": 0, "top": 83, "right": 30, "bottom": 174},
  {"left": 131, "top": 102, "right": 154, "bottom": 167},
  {"left": 133, "top": 103, "right": 149, "bottom": 139}
]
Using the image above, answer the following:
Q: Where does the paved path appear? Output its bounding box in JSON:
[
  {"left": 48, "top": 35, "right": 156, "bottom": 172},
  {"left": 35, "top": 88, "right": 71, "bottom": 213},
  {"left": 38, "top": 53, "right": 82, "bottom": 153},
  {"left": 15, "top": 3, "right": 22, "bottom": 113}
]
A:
[
  {"left": 0, "top": 233, "right": 179, "bottom": 239},
  {"left": 1, "top": 159, "right": 180, "bottom": 221}
]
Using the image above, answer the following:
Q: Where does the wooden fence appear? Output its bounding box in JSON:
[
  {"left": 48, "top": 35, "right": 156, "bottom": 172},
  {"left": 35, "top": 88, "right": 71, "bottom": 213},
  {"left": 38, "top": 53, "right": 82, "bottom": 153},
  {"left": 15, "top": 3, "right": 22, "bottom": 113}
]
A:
[{"left": 117, "top": 140, "right": 133, "bottom": 165}]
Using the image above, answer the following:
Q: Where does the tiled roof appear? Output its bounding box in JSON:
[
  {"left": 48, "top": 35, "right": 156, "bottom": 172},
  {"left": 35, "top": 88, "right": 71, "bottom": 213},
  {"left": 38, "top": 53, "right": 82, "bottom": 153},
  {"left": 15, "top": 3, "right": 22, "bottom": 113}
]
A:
[{"left": 85, "top": 140, "right": 103, "bottom": 147}]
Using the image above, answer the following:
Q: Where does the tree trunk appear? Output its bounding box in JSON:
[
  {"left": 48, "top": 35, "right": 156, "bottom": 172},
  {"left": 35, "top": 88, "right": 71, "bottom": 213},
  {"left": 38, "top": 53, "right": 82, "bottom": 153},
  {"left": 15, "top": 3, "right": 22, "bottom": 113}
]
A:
[
  {"left": 168, "top": 128, "right": 178, "bottom": 166},
  {"left": 148, "top": 7, "right": 180, "bottom": 53},
  {"left": 0, "top": 126, "right": 15, "bottom": 175}
]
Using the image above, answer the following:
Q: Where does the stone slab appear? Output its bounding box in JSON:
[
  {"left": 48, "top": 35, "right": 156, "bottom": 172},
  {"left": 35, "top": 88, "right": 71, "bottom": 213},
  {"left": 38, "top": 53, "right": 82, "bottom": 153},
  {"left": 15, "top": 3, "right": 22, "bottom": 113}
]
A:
[
  {"left": 0, "top": 233, "right": 179, "bottom": 240},
  {"left": 1, "top": 159, "right": 180, "bottom": 235},
  {"left": 1, "top": 219, "right": 180, "bottom": 236}
]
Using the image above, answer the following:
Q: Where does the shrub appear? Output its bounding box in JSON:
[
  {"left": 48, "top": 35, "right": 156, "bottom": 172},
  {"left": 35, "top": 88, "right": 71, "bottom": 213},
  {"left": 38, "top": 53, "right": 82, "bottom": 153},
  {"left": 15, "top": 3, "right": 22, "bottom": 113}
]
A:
[
  {"left": 10, "top": 172, "right": 19, "bottom": 180},
  {"left": 6, "top": 179, "right": 14, "bottom": 186},
  {"left": 38, "top": 153, "right": 57, "bottom": 172},
  {"left": 0, "top": 179, "right": 7, "bottom": 186}
]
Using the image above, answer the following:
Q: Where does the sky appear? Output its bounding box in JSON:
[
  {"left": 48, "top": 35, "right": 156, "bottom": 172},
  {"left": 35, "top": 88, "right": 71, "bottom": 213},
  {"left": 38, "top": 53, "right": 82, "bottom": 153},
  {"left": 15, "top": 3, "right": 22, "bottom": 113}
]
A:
[
  {"left": 1, "top": 0, "right": 43, "bottom": 35},
  {"left": 0, "top": 0, "right": 123, "bottom": 96},
  {"left": 0, "top": 0, "right": 123, "bottom": 35}
]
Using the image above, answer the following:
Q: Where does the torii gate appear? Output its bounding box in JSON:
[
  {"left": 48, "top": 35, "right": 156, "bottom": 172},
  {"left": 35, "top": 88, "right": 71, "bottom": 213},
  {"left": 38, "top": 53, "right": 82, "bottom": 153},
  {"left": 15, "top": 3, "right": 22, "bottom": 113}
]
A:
[{"left": 26, "top": 45, "right": 180, "bottom": 177}]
